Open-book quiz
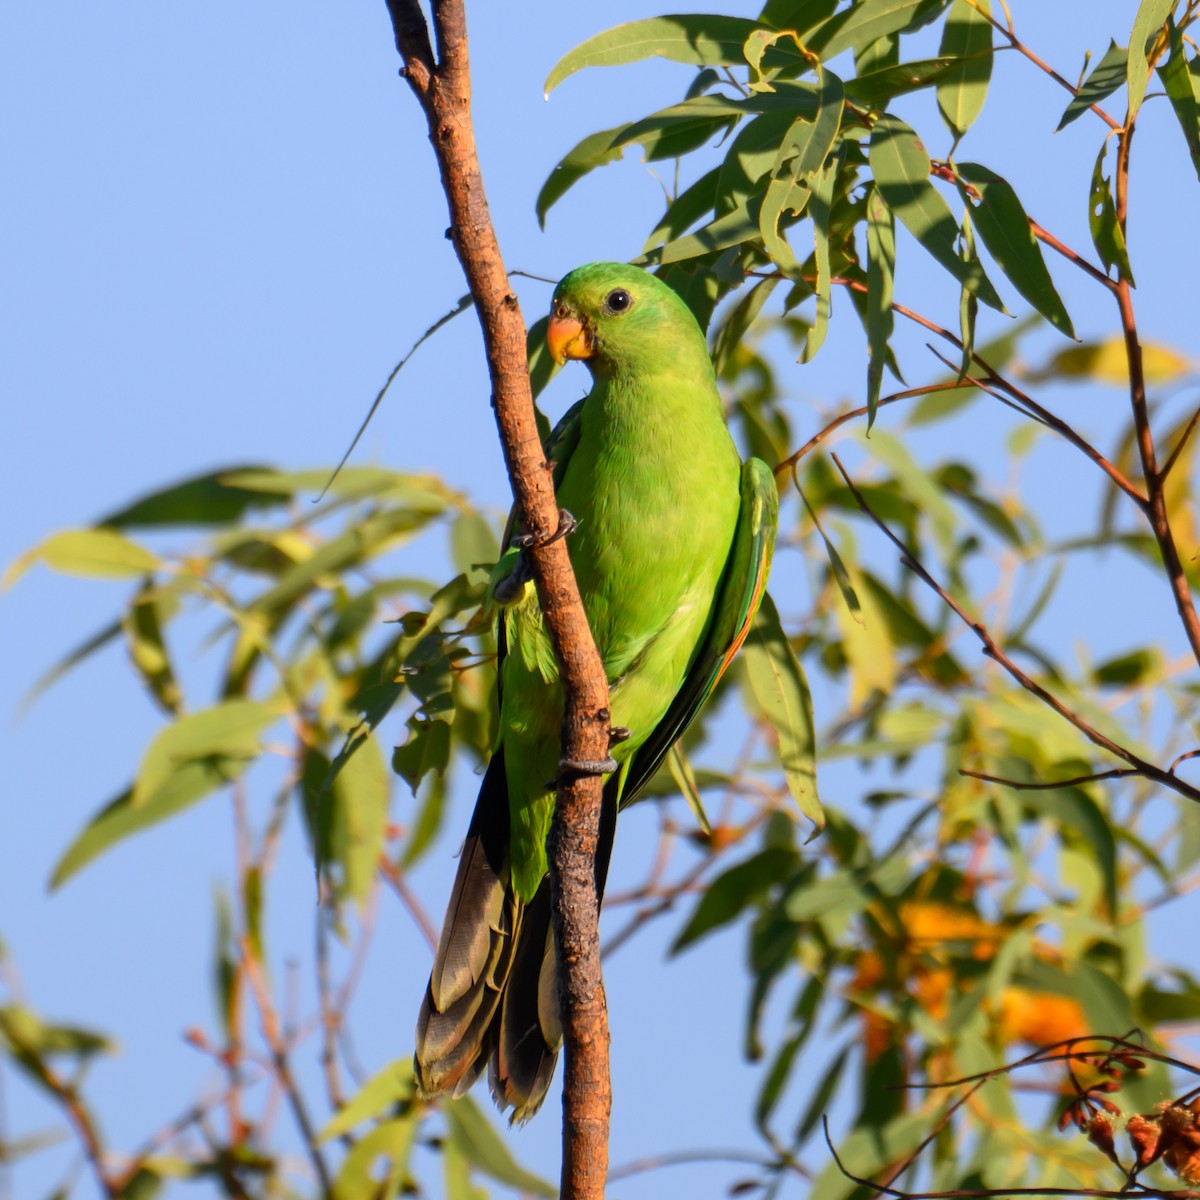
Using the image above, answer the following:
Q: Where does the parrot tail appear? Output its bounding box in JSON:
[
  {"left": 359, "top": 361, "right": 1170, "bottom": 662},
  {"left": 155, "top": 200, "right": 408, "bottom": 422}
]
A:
[{"left": 414, "top": 748, "right": 618, "bottom": 1123}]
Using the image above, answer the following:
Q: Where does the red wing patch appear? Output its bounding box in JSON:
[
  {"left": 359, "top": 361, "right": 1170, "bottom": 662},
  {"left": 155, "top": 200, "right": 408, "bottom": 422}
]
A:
[{"left": 714, "top": 542, "right": 770, "bottom": 683}]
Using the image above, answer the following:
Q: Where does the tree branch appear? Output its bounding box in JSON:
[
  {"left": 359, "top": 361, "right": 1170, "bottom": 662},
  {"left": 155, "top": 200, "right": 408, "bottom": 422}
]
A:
[
  {"left": 829, "top": 453, "right": 1200, "bottom": 808},
  {"left": 383, "top": 3, "right": 612, "bottom": 1194},
  {"left": 1112, "top": 118, "right": 1200, "bottom": 669}
]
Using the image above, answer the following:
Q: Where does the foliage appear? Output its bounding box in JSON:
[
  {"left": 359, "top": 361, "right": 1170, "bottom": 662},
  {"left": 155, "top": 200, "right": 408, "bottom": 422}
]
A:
[{"left": 7, "top": 1, "right": 1200, "bottom": 1197}]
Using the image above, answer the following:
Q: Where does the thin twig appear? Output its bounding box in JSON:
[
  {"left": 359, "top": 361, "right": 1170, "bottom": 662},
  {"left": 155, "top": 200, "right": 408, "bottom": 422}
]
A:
[
  {"left": 607, "top": 1147, "right": 776, "bottom": 1184},
  {"left": 823, "top": 274, "right": 1149, "bottom": 507},
  {"left": 774, "top": 382, "right": 967, "bottom": 477},
  {"left": 241, "top": 944, "right": 332, "bottom": 1197},
  {"left": 0, "top": 1029, "right": 115, "bottom": 1196},
  {"left": 959, "top": 768, "right": 1139, "bottom": 790},
  {"left": 960, "top": 0, "right": 1120, "bottom": 129},
  {"left": 1029, "top": 219, "right": 1116, "bottom": 291},
  {"left": 1160, "top": 406, "right": 1200, "bottom": 482},
  {"left": 380, "top": 856, "right": 437, "bottom": 951},
  {"left": 1112, "top": 117, "right": 1200, "bottom": 668},
  {"left": 829, "top": 453, "right": 1200, "bottom": 807}
]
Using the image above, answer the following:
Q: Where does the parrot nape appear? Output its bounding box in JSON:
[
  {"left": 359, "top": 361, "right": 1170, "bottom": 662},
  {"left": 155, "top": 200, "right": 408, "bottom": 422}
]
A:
[{"left": 414, "top": 262, "right": 778, "bottom": 1122}]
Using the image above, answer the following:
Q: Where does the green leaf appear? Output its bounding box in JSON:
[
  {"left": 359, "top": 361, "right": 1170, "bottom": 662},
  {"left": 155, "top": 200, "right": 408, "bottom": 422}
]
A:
[
  {"left": 868, "top": 429, "right": 957, "bottom": 550},
  {"left": 526, "top": 316, "right": 559, "bottom": 401},
  {"left": 1074, "top": 960, "right": 1134, "bottom": 1035},
  {"left": 644, "top": 167, "right": 721, "bottom": 251},
  {"left": 331, "top": 734, "right": 390, "bottom": 907},
  {"left": 98, "top": 465, "right": 290, "bottom": 528},
  {"left": 319, "top": 1059, "right": 415, "bottom": 1141},
  {"left": 20, "top": 619, "right": 123, "bottom": 713},
  {"left": 845, "top": 56, "right": 964, "bottom": 106},
  {"left": 795, "top": 482, "right": 862, "bottom": 621},
  {"left": 936, "top": 0, "right": 992, "bottom": 138},
  {"left": 807, "top": 0, "right": 950, "bottom": 61},
  {"left": 133, "top": 700, "right": 283, "bottom": 806},
  {"left": 450, "top": 510, "right": 499, "bottom": 574},
  {"left": 332, "top": 1117, "right": 416, "bottom": 1200},
  {"left": 443, "top": 1097, "right": 557, "bottom": 1195},
  {"left": 804, "top": 150, "right": 838, "bottom": 362},
  {"left": 958, "top": 163, "right": 1075, "bottom": 338},
  {"left": 51, "top": 759, "right": 248, "bottom": 888},
  {"left": 0, "top": 1007, "right": 113, "bottom": 1064},
  {"left": 794, "top": 1044, "right": 851, "bottom": 1143},
  {"left": 1158, "top": 18, "right": 1200, "bottom": 184},
  {"left": 868, "top": 114, "right": 1005, "bottom": 311},
  {"left": 754, "top": 976, "right": 824, "bottom": 1132},
  {"left": 537, "top": 97, "right": 749, "bottom": 226},
  {"left": 742, "top": 594, "right": 823, "bottom": 834},
  {"left": 651, "top": 193, "right": 762, "bottom": 266},
  {"left": 712, "top": 274, "right": 783, "bottom": 374},
  {"left": 672, "top": 846, "right": 797, "bottom": 951},
  {"left": 1088, "top": 140, "right": 1133, "bottom": 284},
  {"left": 545, "top": 16, "right": 771, "bottom": 95},
  {"left": 121, "top": 584, "right": 182, "bottom": 716},
  {"left": 1127, "top": 0, "right": 1176, "bottom": 117},
  {"left": 759, "top": 175, "right": 809, "bottom": 277},
  {"left": 667, "top": 743, "right": 712, "bottom": 835},
  {"left": 865, "top": 187, "right": 895, "bottom": 429},
  {"left": 443, "top": 1134, "right": 488, "bottom": 1200},
  {"left": 250, "top": 508, "right": 439, "bottom": 617},
  {"left": 773, "top": 67, "right": 845, "bottom": 181},
  {"left": 6, "top": 528, "right": 159, "bottom": 587},
  {"left": 1057, "top": 41, "right": 1127, "bottom": 131},
  {"left": 536, "top": 125, "right": 635, "bottom": 227},
  {"left": 1023, "top": 786, "right": 1118, "bottom": 919},
  {"left": 392, "top": 719, "right": 452, "bottom": 795}
]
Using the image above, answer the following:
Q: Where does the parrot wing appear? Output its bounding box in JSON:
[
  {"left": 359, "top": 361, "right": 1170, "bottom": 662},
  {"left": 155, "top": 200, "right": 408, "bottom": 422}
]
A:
[{"left": 617, "top": 455, "right": 779, "bottom": 811}]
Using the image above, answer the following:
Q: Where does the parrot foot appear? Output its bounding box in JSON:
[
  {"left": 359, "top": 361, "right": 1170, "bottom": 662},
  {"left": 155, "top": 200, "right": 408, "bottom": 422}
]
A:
[
  {"left": 512, "top": 509, "right": 577, "bottom": 551},
  {"left": 609, "top": 726, "right": 631, "bottom": 744},
  {"left": 545, "top": 755, "right": 619, "bottom": 789},
  {"left": 491, "top": 553, "right": 533, "bottom": 605}
]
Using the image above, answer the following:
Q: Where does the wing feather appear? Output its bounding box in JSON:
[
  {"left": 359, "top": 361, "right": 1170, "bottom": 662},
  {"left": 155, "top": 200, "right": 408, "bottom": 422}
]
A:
[{"left": 619, "top": 457, "right": 779, "bottom": 810}]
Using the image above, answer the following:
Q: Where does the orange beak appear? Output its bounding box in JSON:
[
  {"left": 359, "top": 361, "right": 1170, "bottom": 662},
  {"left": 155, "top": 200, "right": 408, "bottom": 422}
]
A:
[{"left": 547, "top": 312, "right": 592, "bottom": 365}]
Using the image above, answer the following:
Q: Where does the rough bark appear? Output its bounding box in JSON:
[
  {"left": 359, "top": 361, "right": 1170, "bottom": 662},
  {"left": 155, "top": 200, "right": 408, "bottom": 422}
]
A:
[{"left": 383, "top": 2, "right": 612, "bottom": 1195}]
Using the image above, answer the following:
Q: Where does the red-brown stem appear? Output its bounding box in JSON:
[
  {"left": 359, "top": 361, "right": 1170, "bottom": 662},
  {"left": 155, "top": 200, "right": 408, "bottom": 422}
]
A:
[
  {"left": 774, "top": 382, "right": 966, "bottom": 476},
  {"left": 1112, "top": 120, "right": 1200, "bottom": 668},
  {"left": 384, "top": 3, "right": 612, "bottom": 1195},
  {"left": 1028, "top": 219, "right": 1116, "bottom": 291},
  {"left": 241, "top": 944, "right": 332, "bottom": 1196},
  {"left": 0, "top": 1018, "right": 115, "bottom": 1195},
  {"left": 960, "top": 0, "right": 1120, "bottom": 129},
  {"left": 793, "top": 276, "right": 1148, "bottom": 507}
]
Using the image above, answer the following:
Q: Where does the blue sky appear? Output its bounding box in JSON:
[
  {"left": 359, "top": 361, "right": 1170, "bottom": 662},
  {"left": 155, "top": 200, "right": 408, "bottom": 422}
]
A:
[{"left": 3, "top": 2, "right": 1198, "bottom": 1197}]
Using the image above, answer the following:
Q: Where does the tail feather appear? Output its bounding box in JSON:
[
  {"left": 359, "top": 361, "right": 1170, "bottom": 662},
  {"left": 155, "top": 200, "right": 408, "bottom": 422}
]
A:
[
  {"left": 428, "top": 754, "right": 511, "bottom": 1013},
  {"left": 491, "top": 882, "right": 561, "bottom": 1122},
  {"left": 415, "top": 757, "right": 622, "bottom": 1120}
]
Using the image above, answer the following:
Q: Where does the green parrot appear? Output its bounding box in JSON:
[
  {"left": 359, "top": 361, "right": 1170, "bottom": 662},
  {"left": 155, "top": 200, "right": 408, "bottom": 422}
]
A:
[{"left": 414, "top": 262, "right": 778, "bottom": 1121}]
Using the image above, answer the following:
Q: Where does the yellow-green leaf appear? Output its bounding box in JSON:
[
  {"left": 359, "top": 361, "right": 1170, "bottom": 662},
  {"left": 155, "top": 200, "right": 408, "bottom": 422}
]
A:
[
  {"left": 936, "top": 0, "right": 992, "bottom": 138},
  {"left": 742, "top": 593, "right": 823, "bottom": 835},
  {"left": 5, "top": 528, "right": 158, "bottom": 587},
  {"left": 545, "top": 15, "right": 769, "bottom": 96}
]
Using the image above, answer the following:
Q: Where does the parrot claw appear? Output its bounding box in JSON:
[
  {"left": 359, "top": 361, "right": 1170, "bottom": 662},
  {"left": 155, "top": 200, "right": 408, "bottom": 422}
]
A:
[
  {"left": 513, "top": 509, "right": 577, "bottom": 551},
  {"left": 545, "top": 756, "right": 619, "bottom": 789},
  {"left": 609, "top": 726, "right": 631, "bottom": 744}
]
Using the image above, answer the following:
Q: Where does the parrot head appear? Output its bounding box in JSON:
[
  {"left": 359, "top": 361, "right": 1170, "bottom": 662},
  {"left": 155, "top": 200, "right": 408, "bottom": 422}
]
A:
[{"left": 547, "top": 262, "right": 710, "bottom": 378}]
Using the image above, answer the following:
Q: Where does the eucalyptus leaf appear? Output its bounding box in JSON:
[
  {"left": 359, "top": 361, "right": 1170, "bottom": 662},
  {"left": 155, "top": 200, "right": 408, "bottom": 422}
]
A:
[
  {"left": 742, "top": 594, "right": 823, "bottom": 834},
  {"left": 869, "top": 114, "right": 1005, "bottom": 311}
]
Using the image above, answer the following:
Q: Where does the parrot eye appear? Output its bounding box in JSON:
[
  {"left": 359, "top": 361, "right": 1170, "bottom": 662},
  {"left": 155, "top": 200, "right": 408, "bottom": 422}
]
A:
[{"left": 603, "top": 288, "right": 632, "bottom": 314}]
